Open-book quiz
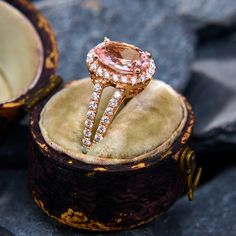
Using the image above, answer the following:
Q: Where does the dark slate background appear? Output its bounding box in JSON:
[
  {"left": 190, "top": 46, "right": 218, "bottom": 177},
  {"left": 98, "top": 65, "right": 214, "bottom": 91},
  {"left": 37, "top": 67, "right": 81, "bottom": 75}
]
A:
[{"left": 1, "top": 0, "right": 236, "bottom": 235}]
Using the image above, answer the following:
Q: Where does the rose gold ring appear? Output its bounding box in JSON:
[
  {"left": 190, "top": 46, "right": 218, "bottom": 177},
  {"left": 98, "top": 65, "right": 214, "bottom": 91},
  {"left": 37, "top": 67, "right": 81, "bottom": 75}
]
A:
[{"left": 81, "top": 38, "right": 156, "bottom": 154}]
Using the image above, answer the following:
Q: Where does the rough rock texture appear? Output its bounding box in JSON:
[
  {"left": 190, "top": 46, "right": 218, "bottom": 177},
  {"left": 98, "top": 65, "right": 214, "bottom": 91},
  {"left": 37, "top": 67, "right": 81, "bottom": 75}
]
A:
[
  {"left": 0, "top": 227, "right": 15, "bottom": 236},
  {"left": 177, "top": 0, "right": 236, "bottom": 29},
  {"left": 185, "top": 35, "right": 236, "bottom": 147},
  {"left": 0, "top": 166, "right": 236, "bottom": 236},
  {"left": 35, "top": 0, "right": 195, "bottom": 91}
]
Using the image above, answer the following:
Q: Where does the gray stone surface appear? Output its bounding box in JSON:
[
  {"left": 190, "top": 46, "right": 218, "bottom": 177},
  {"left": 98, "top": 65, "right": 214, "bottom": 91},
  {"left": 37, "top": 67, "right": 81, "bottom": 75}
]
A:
[
  {"left": 0, "top": 166, "right": 236, "bottom": 236},
  {"left": 177, "top": 0, "right": 236, "bottom": 29},
  {"left": 0, "top": 227, "right": 15, "bottom": 236},
  {"left": 185, "top": 34, "right": 236, "bottom": 147},
  {"left": 35, "top": 0, "right": 195, "bottom": 91}
]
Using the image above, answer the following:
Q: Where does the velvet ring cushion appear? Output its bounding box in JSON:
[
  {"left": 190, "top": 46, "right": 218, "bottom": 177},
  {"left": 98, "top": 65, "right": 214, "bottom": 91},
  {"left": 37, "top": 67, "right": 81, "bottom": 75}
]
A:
[
  {"left": 0, "top": 1, "right": 43, "bottom": 103},
  {"left": 39, "top": 78, "right": 187, "bottom": 165}
]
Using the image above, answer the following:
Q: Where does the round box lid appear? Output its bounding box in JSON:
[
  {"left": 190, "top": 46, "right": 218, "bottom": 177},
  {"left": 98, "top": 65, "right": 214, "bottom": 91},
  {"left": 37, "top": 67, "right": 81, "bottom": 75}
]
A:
[{"left": 39, "top": 78, "right": 189, "bottom": 165}]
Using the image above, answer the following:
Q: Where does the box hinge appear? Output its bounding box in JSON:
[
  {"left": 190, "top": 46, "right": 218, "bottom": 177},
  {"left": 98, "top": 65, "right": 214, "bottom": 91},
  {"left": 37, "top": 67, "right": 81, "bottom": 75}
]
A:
[{"left": 180, "top": 147, "right": 202, "bottom": 201}]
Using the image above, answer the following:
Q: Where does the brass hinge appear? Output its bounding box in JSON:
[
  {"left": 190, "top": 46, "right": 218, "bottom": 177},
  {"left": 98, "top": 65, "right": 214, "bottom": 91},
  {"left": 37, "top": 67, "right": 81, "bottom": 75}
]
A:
[{"left": 180, "top": 147, "right": 202, "bottom": 201}]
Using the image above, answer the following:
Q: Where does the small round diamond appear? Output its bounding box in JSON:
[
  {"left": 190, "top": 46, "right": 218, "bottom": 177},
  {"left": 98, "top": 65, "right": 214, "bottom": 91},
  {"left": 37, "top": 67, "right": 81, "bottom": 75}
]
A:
[
  {"left": 81, "top": 145, "right": 89, "bottom": 153},
  {"left": 96, "top": 67, "right": 103, "bottom": 77},
  {"left": 114, "top": 90, "right": 122, "bottom": 99},
  {"left": 112, "top": 74, "right": 119, "bottom": 82},
  {"left": 83, "top": 129, "right": 92, "bottom": 138},
  {"left": 146, "top": 70, "right": 152, "bottom": 79},
  {"left": 89, "top": 63, "right": 97, "bottom": 72},
  {"left": 94, "top": 134, "right": 102, "bottom": 142},
  {"left": 87, "top": 110, "right": 95, "bottom": 119},
  {"left": 105, "top": 107, "right": 113, "bottom": 115},
  {"left": 89, "top": 101, "right": 98, "bottom": 110},
  {"left": 103, "top": 71, "right": 110, "bottom": 79},
  {"left": 94, "top": 84, "right": 102, "bottom": 92},
  {"left": 121, "top": 76, "right": 127, "bottom": 83},
  {"left": 83, "top": 138, "right": 91, "bottom": 146},
  {"left": 148, "top": 67, "right": 155, "bottom": 76},
  {"left": 101, "top": 116, "right": 109, "bottom": 124},
  {"left": 98, "top": 125, "right": 106, "bottom": 133},
  {"left": 131, "top": 76, "right": 137, "bottom": 85},
  {"left": 140, "top": 75, "right": 146, "bottom": 83},
  {"left": 109, "top": 98, "right": 118, "bottom": 107},
  {"left": 86, "top": 55, "right": 93, "bottom": 64},
  {"left": 91, "top": 92, "right": 99, "bottom": 101},
  {"left": 150, "top": 59, "right": 156, "bottom": 70},
  {"left": 85, "top": 119, "right": 93, "bottom": 128}
]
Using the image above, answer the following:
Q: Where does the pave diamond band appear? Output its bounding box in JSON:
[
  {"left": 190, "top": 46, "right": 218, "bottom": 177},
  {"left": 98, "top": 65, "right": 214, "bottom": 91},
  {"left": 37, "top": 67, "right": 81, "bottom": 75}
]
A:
[
  {"left": 81, "top": 38, "right": 156, "bottom": 154},
  {"left": 81, "top": 86, "right": 125, "bottom": 153},
  {"left": 93, "top": 89, "right": 124, "bottom": 143}
]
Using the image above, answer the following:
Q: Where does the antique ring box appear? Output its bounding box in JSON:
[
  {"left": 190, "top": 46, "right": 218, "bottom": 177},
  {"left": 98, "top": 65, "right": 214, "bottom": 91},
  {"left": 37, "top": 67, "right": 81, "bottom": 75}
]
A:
[
  {"left": 0, "top": 0, "right": 202, "bottom": 232},
  {"left": 0, "top": 0, "right": 61, "bottom": 134}
]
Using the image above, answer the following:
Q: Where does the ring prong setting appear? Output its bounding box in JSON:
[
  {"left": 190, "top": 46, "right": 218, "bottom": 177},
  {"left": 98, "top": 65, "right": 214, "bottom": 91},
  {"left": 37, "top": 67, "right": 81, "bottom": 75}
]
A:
[
  {"left": 135, "top": 68, "right": 141, "bottom": 74},
  {"left": 145, "top": 51, "right": 152, "bottom": 58}
]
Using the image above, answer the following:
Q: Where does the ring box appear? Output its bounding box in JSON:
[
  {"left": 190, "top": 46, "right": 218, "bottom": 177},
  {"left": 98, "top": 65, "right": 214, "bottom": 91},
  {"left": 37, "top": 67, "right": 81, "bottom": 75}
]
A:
[
  {"left": 28, "top": 78, "right": 200, "bottom": 231},
  {"left": 0, "top": 0, "right": 201, "bottom": 232},
  {"left": 0, "top": 0, "right": 61, "bottom": 134}
]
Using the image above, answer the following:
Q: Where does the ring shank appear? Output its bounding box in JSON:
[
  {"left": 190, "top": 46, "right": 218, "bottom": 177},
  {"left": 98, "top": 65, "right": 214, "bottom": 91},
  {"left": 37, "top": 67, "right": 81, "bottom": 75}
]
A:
[{"left": 81, "top": 82, "right": 125, "bottom": 153}]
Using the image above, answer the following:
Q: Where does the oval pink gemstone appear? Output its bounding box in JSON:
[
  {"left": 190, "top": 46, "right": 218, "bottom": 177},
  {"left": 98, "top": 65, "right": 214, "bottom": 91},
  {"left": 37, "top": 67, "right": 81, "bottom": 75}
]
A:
[{"left": 95, "top": 41, "right": 149, "bottom": 74}]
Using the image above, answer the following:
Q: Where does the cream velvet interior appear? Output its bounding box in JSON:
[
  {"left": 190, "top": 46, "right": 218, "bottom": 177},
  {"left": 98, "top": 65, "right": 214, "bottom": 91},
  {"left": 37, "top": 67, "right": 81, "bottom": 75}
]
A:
[
  {"left": 0, "top": 1, "right": 43, "bottom": 103},
  {"left": 39, "top": 78, "right": 188, "bottom": 165}
]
